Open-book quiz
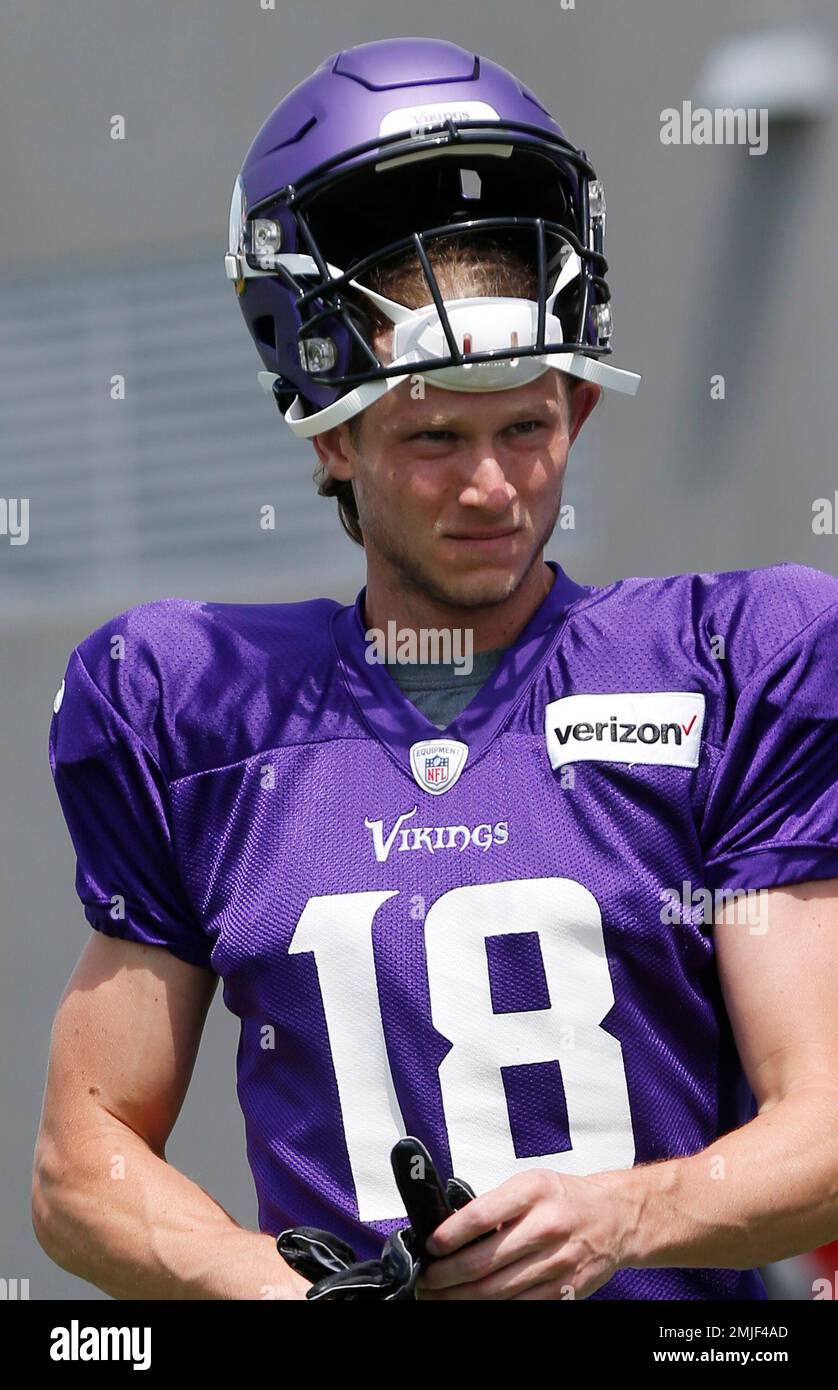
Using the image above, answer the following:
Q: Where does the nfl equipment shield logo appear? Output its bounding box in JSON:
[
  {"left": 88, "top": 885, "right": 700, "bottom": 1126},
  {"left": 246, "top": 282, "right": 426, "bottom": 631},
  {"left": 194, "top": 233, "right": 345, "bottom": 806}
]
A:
[
  {"left": 425, "top": 755, "right": 449, "bottom": 786},
  {"left": 409, "top": 739, "right": 469, "bottom": 795}
]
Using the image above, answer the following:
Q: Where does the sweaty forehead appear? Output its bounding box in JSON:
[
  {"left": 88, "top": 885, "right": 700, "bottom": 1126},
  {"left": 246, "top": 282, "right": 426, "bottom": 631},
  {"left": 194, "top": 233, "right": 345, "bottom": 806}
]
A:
[{"left": 367, "top": 370, "right": 568, "bottom": 437}]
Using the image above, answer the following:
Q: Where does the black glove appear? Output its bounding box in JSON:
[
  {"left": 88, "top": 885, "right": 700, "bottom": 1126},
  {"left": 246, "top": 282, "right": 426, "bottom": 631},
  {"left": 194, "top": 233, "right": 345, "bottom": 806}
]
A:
[
  {"left": 276, "top": 1222, "right": 417, "bottom": 1301},
  {"left": 276, "top": 1136, "right": 475, "bottom": 1301}
]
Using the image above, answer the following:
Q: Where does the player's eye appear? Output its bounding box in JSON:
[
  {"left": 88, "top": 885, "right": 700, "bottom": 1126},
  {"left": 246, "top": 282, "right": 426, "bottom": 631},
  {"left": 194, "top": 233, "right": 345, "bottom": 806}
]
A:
[
  {"left": 507, "top": 420, "right": 543, "bottom": 435},
  {"left": 408, "top": 420, "right": 546, "bottom": 443}
]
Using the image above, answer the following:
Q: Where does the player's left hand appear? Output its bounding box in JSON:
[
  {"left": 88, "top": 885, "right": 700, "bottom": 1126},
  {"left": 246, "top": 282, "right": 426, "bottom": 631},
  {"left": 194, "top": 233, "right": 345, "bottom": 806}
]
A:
[{"left": 415, "top": 1168, "right": 626, "bottom": 1300}]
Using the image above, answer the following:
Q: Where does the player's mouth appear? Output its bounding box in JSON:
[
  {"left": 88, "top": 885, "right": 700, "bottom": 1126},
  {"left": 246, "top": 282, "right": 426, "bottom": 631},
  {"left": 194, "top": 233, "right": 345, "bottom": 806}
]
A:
[{"left": 443, "top": 527, "right": 522, "bottom": 549}]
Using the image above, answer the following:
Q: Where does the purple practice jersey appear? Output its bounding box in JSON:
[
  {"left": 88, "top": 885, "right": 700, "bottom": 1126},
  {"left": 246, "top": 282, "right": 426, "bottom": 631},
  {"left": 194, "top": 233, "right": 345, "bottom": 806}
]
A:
[{"left": 49, "top": 561, "right": 838, "bottom": 1299}]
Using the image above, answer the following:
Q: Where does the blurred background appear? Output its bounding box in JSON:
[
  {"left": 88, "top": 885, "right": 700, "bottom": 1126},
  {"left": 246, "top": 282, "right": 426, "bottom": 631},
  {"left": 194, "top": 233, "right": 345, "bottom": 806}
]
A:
[{"left": 2, "top": 0, "right": 836, "bottom": 1298}]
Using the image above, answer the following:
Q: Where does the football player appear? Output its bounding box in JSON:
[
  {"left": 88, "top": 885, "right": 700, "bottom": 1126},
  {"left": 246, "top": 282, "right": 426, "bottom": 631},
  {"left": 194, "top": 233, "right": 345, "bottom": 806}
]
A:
[{"left": 34, "top": 37, "right": 838, "bottom": 1300}]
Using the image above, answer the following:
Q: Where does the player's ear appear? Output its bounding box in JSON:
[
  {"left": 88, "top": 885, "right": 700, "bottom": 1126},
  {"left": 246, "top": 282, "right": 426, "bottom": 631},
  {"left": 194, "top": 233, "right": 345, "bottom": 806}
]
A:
[
  {"left": 311, "top": 423, "right": 356, "bottom": 483},
  {"left": 567, "top": 381, "right": 602, "bottom": 446}
]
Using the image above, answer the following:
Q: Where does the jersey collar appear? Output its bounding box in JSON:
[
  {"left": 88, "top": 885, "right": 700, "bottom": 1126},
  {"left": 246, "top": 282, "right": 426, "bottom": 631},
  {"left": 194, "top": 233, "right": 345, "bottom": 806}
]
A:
[{"left": 330, "top": 561, "right": 589, "bottom": 779}]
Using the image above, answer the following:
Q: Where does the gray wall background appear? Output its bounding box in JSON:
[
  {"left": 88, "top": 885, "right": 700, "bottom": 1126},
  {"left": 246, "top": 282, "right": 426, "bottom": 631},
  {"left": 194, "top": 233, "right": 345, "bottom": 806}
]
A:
[{"left": 2, "top": 0, "right": 836, "bottom": 1298}]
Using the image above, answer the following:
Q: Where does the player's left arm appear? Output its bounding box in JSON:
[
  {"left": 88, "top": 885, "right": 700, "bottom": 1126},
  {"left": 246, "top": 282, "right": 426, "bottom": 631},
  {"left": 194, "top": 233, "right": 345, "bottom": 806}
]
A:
[
  {"left": 418, "top": 877, "right": 838, "bottom": 1300},
  {"left": 618, "top": 876, "right": 838, "bottom": 1271}
]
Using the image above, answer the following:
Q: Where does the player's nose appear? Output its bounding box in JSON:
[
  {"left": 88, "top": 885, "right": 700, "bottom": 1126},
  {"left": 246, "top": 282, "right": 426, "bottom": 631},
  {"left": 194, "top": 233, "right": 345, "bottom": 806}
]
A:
[{"left": 456, "top": 451, "right": 517, "bottom": 512}]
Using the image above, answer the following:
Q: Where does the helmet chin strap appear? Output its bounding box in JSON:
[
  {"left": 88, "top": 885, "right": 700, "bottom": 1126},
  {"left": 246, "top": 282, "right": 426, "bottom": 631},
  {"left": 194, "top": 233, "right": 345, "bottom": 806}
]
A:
[{"left": 257, "top": 251, "right": 641, "bottom": 438}]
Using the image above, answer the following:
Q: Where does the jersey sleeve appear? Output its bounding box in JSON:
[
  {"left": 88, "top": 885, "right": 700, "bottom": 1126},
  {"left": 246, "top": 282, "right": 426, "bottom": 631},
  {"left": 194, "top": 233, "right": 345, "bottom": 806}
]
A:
[
  {"left": 49, "top": 645, "right": 215, "bottom": 971},
  {"left": 701, "top": 599, "right": 838, "bottom": 893}
]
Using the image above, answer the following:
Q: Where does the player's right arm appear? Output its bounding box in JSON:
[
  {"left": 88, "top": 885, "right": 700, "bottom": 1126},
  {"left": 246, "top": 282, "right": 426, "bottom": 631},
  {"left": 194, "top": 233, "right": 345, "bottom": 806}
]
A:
[{"left": 31, "top": 931, "right": 309, "bottom": 1300}]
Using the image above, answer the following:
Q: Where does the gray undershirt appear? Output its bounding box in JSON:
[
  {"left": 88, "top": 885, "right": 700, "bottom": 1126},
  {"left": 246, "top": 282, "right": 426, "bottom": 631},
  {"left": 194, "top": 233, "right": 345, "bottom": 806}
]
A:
[{"left": 385, "top": 646, "right": 506, "bottom": 730}]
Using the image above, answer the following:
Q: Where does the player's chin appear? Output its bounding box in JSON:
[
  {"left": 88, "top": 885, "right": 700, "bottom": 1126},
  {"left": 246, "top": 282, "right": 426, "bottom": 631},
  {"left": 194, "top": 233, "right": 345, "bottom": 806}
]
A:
[
  {"left": 434, "top": 569, "right": 520, "bottom": 611},
  {"left": 432, "top": 533, "right": 531, "bottom": 601}
]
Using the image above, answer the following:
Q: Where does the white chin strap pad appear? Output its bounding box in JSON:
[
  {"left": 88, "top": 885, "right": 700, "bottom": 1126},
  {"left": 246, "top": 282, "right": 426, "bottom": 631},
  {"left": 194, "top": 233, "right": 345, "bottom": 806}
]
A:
[
  {"left": 272, "top": 278, "right": 641, "bottom": 438},
  {"left": 391, "top": 296, "right": 558, "bottom": 393}
]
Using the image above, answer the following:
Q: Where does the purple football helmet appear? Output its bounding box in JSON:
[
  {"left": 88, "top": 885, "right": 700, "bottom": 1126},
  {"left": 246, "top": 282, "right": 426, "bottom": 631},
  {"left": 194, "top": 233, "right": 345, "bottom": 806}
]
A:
[{"left": 225, "top": 38, "right": 641, "bottom": 437}]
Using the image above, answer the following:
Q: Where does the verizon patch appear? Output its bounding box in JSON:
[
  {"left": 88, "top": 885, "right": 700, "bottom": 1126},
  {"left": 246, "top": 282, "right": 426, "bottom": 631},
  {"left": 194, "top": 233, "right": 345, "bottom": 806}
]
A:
[{"left": 545, "top": 692, "right": 706, "bottom": 770}]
